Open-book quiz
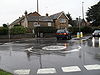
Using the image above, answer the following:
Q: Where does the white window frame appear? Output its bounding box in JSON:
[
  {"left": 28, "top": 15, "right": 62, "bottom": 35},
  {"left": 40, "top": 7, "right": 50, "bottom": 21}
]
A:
[
  {"left": 60, "top": 19, "right": 66, "bottom": 23},
  {"left": 48, "top": 22, "right": 52, "bottom": 26}
]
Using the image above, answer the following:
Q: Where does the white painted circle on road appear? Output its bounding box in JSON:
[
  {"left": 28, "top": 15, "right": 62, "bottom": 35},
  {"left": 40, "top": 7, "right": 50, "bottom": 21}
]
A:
[{"left": 42, "top": 46, "right": 66, "bottom": 50}]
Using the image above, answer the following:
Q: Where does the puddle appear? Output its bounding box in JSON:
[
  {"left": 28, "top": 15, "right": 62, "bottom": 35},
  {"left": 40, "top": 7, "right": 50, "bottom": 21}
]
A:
[{"left": 87, "top": 37, "right": 100, "bottom": 47}]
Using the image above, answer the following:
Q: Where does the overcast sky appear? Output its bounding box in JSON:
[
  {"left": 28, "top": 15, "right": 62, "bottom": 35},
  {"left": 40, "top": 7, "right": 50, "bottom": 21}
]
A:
[{"left": 0, "top": 0, "right": 99, "bottom": 26}]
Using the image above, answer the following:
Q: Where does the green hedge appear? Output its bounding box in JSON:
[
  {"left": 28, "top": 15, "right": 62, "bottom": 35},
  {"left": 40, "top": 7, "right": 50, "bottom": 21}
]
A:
[
  {"left": 68, "top": 26, "right": 79, "bottom": 35},
  {"left": 34, "top": 27, "right": 57, "bottom": 33},
  {"left": 10, "top": 26, "right": 27, "bottom": 35},
  {"left": 68, "top": 26, "right": 93, "bottom": 35},
  {"left": 0, "top": 27, "right": 8, "bottom": 35},
  {"left": 0, "top": 69, "right": 13, "bottom": 75},
  {"left": 80, "top": 26, "right": 93, "bottom": 34}
]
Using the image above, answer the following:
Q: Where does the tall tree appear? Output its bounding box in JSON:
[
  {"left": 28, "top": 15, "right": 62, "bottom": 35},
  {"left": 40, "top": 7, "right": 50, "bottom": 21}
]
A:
[
  {"left": 3, "top": 24, "right": 7, "bottom": 27},
  {"left": 86, "top": 1, "right": 100, "bottom": 26},
  {"left": 66, "top": 13, "right": 74, "bottom": 26}
]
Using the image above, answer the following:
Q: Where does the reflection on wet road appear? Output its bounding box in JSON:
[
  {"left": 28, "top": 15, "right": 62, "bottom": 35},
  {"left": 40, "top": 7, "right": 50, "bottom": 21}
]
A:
[{"left": 0, "top": 37, "right": 100, "bottom": 75}]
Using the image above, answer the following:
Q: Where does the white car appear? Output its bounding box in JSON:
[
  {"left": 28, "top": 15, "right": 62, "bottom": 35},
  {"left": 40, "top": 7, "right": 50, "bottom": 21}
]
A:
[{"left": 92, "top": 30, "right": 100, "bottom": 37}]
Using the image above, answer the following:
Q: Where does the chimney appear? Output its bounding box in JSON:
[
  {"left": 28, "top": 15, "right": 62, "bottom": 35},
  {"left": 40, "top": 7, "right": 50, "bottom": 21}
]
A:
[
  {"left": 46, "top": 13, "right": 49, "bottom": 16},
  {"left": 24, "top": 10, "right": 28, "bottom": 16}
]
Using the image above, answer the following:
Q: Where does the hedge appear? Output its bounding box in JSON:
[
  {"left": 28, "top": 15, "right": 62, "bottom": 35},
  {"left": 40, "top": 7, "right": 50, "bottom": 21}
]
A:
[
  {"left": 10, "top": 26, "right": 27, "bottom": 35},
  {"left": 68, "top": 26, "right": 93, "bottom": 35},
  {"left": 0, "top": 27, "right": 8, "bottom": 35},
  {"left": 0, "top": 69, "right": 13, "bottom": 75}
]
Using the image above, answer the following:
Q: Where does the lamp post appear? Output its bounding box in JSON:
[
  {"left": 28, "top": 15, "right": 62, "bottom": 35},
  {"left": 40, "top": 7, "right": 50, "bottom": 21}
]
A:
[
  {"left": 82, "top": 2, "right": 84, "bottom": 20},
  {"left": 7, "top": 23, "right": 10, "bottom": 42},
  {"left": 78, "top": 16, "right": 81, "bottom": 38},
  {"left": 37, "top": 0, "right": 39, "bottom": 13},
  {"left": 7, "top": 23, "right": 12, "bottom": 56}
]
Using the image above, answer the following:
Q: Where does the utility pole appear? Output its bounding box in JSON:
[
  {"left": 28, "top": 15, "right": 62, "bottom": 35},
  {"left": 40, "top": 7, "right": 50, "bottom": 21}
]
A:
[
  {"left": 37, "top": 0, "right": 39, "bottom": 13},
  {"left": 82, "top": 2, "right": 84, "bottom": 19},
  {"left": 36, "top": 0, "right": 40, "bottom": 37},
  {"left": 79, "top": 16, "right": 81, "bottom": 33}
]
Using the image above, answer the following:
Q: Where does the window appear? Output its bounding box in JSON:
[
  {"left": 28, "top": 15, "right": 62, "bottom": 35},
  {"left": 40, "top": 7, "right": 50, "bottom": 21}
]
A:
[
  {"left": 33, "top": 22, "right": 40, "bottom": 27},
  {"left": 48, "top": 22, "right": 52, "bottom": 26},
  {"left": 59, "top": 19, "right": 66, "bottom": 23}
]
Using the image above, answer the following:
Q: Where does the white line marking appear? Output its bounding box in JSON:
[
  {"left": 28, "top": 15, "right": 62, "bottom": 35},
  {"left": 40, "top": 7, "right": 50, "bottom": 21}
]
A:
[
  {"left": 14, "top": 69, "right": 30, "bottom": 75},
  {"left": 37, "top": 68, "right": 56, "bottom": 74},
  {"left": 42, "top": 46, "right": 66, "bottom": 50},
  {"left": 25, "top": 47, "right": 33, "bottom": 52},
  {"left": 84, "top": 64, "right": 100, "bottom": 70},
  {"left": 78, "top": 46, "right": 81, "bottom": 49},
  {"left": 62, "top": 66, "right": 81, "bottom": 72},
  {"left": 62, "top": 46, "right": 81, "bottom": 53}
]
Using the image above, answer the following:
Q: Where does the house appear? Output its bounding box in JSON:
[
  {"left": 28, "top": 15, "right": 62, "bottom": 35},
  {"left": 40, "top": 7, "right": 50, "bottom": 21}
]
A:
[
  {"left": 50, "top": 11, "right": 69, "bottom": 29},
  {"left": 72, "top": 18, "right": 88, "bottom": 27},
  {"left": 10, "top": 11, "right": 69, "bottom": 29}
]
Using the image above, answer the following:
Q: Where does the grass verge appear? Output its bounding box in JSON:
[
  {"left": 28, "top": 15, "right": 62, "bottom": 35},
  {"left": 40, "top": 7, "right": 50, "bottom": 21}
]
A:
[{"left": 0, "top": 69, "right": 13, "bottom": 75}]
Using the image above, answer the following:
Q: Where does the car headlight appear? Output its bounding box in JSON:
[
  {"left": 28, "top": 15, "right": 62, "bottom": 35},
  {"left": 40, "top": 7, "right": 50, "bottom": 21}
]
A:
[{"left": 92, "top": 33, "right": 94, "bottom": 35}]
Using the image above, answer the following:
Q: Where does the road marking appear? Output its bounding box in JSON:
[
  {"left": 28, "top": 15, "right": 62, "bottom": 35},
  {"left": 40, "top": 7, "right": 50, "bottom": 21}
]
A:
[
  {"left": 62, "top": 66, "right": 81, "bottom": 72},
  {"left": 14, "top": 69, "right": 30, "bottom": 75},
  {"left": 37, "top": 68, "right": 56, "bottom": 74},
  {"left": 62, "top": 46, "right": 81, "bottom": 53},
  {"left": 84, "top": 64, "right": 100, "bottom": 70},
  {"left": 25, "top": 47, "right": 33, "bottom": 52},
  {"left": 42, "top": 46, "right": 66, "bottom": 50}
]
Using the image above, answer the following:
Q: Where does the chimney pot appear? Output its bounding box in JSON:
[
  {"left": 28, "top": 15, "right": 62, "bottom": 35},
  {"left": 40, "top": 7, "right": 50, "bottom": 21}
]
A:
[{"left": 46, "top": 13, "right": 49, "bottom": 16}]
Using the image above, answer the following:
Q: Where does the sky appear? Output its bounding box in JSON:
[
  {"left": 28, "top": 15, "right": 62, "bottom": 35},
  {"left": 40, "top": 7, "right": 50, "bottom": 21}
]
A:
[{"left": 0, "top": 0, "right": 99, "bottom": 26}]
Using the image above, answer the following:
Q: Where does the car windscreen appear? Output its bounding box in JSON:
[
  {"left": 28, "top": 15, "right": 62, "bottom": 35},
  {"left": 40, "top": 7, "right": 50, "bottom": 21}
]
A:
[
  {"left": 57, "top": 30, "right": 68, "bottom": 33},
  {"left": 94, "top": 30, "right": 100, "bottom": 33}
]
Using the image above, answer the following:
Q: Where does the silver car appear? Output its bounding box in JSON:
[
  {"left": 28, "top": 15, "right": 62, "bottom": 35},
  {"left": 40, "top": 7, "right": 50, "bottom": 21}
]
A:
[{"left": 92, "top": 30, "right": 100, "bottom": 37}]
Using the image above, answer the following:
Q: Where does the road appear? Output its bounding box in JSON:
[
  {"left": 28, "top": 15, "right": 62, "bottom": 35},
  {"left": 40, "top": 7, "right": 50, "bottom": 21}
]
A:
[{"left": 0, "top": 37, "right": 100, "bottom": 75}]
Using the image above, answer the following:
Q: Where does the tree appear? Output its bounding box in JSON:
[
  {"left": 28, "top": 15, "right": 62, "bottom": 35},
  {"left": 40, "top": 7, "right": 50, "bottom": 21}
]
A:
[
  {"left": 3, "top": 24, "right": 7, "bottom": 27},
  {"left": 0, "top": 27, "right": 8, "bottom": 35},
  {"left": 66, "top": 13, "right": 74, "bottom": 26},
  {"left": 86, "top": 1, "right": 100, "bottom": 26}
]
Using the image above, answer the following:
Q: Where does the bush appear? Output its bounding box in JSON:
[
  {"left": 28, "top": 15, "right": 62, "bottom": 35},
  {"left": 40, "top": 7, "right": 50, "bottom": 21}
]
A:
[
  {"left": 80, "top": 26, "right": 93, "bottom": 34},
  {"left": 26, "top": 28, "right": 33, "bottom": 33},
  {"left": 92, "top": 26, "right": 100, "bottom": 32},
  {"left": 0, "top": 69, "right": 13, "bottom": 75},
  {"left": 0, "top": 27, "right": 8, "bottom": 35},
  {"left": 10, "top": 26, "right": 27, "bottom": 35},
  {"left": 34, "top": 27, "right": 57, "bottom": 34},
  {"left": 68, "top": 26, "right": 79, "bottom": 35},
  {"left": 68, "top": 26, "right": 93, "bottom": 35}
]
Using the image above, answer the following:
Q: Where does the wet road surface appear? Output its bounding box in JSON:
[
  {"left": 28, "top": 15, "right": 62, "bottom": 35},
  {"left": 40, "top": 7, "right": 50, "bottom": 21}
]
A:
[{"left": 0, "top": 37, "right": 100, "bottom": 75}]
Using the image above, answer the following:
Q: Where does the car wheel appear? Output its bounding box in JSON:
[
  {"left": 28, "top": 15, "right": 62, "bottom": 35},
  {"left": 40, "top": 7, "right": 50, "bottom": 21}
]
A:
[{"left": 57, "top": 37, "right": 60, "bottom": 40}]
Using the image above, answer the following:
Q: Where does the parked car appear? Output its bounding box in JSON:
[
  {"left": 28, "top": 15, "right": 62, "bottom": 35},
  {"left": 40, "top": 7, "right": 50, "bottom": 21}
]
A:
[
  {"left": 92, "top": 30, "right": 100, "bottom": 37},
  {"left": 56, "top": 29, "right": 71, "bottom": 40}
]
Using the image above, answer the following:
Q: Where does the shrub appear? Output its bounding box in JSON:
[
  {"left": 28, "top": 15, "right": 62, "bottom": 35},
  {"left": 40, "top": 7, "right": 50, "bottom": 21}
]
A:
[
  {"left": 68, "top": 26, "right": 79, "bottom": 35},
  {"left": 68, "top": 26, "right": 93, "bottom": 35},
  {"left": 10, "top": 26, "right": 27, "bottom": 35},
  {"left": 92, "top": 26, "right": 100, "bottom": 32},
  {"left": 0, "top": 27, "right": 8, "bottom": 35},
  {"left": 0, "top": 69, "right": 13, "bottom": 75},
  {"left": 80, "top": 26, "right": 93, "bottom": 34}
]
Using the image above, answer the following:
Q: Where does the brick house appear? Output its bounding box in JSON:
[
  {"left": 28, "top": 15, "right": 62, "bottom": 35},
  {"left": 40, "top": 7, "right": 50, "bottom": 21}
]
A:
[
  {"left": 10, "top": 11, "right": 69, "bottom": 29},
  {"left": 50, "top": 11, "right": 69, "bottom": 29}
]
